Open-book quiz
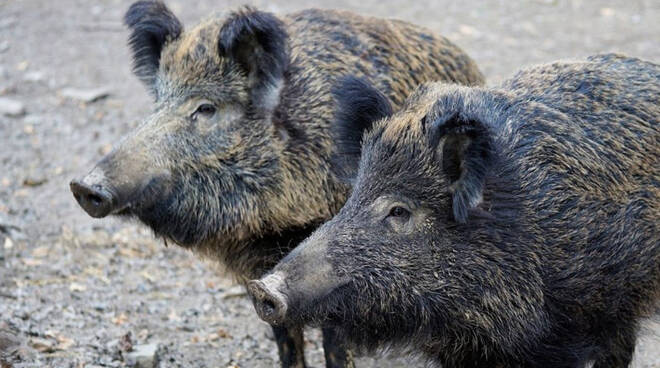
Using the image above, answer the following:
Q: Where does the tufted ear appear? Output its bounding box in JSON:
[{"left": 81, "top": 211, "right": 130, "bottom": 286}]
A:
[
  {"left": 124, "top": 1, "right": 182, "bottom": 94},
  {"left": 330, "top": 76, "right": 393, "bottom": 184},
  {"left": 424, "top": 111, "right": 494, "bottom": 223},
  {"left": 218, "top": 7, "right": 289, "bottom": 115}
]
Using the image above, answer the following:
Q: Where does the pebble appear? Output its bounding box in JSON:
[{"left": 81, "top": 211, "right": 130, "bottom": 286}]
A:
[
  {"left": 3, "top": 237, "right": 13, "bottom": 250},
  {"left": 0, "top": 97, "right": 26, "bottom": 117},
  {"left": 92, "top": 302, "right": 108, "bottom": 312},
  {"left": 22, "top": 175, "right": 47, "bottom": 187},
  {"left": 30, "top": 337, "right": 55, "bottom": 353},
  {"left": 91, "top": 5, "right": 103, "bottom": 16},
  {"left": 23, "top": 71, "right": 45, "bottom": 82},
  {"left": 60, "top": 87, "right": 111, "bottom": 103},
  {"left": 125, "top": 343, "right": 158, "bottom": 368},
  {"left": 23, "top": 114, "right": 44, "bottom": 125}
]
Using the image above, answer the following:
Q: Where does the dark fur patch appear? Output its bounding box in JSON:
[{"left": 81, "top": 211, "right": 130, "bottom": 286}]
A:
[
  {"left": 425, "top": 110, "right": 494, "bottom": 223},
  {"left": 124, "top": 0, "right": 182, "bottom": 93},
  {"left": 218, "top": 7, "right": 288, "bottom": 113},
  {"left": 330, "top": 75, "right": 393, "bottom": 183},
  {"left": 262, "top": 54, "right": 659, "bottom": 368}
]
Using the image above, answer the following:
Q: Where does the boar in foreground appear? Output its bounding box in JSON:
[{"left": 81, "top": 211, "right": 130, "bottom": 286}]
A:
[
  {"left": 69, "top": 1, "right": 484, "bottom": 367},
  {"left": 249, "top": 54, "right": 660, "bottom": 367}
]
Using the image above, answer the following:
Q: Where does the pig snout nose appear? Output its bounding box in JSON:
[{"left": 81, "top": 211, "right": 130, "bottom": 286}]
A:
[
  {"left": 248, "top": 277, "right": 288, "bottom": 325},
  {"left": 70, "top": 177, "right": 115, "bottom": 218}
]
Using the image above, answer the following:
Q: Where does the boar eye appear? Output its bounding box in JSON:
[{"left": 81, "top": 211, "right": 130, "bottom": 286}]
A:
[
  {"left": 388, "top": 206, "right": 410, "bottom": 219},
  {"left": 191, "top": 103, "right": 217, "bottom": 120}
]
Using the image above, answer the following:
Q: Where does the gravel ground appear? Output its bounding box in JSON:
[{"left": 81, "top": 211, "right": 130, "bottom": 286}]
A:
[{"left": 0, "top": 0, "right": 658, "bottom": 367}]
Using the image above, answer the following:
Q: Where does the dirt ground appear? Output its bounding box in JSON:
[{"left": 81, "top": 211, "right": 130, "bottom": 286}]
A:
[{"left": 0, "top": 0, "right": 658, "bottom": 367}]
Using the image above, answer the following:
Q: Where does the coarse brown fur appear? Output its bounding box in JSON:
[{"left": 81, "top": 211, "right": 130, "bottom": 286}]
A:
[
  {"left": 172, "top": 8, "right": 484, "bottom": 280},
  {"left": 70, "top": 2, "right": 484, "bottom": 367},
  {"left": 252, "top": 54, "right": 659, "bottom": 367},
  {"left": 117, "top": 4, "right": 483, "bottom": 282}
]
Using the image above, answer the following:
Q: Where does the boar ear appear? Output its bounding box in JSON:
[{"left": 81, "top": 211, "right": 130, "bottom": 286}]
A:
[
  {"left": 425, "top": 111, "right": 494, "bottom": 223},
  {"left": 330, "top": 76, "right": 393, "bottom": 183},
  {"left": 218, "top": 7, "right": 288, "bottom": 115},
  {"left": 124, "top": 1, "right": 182, "bottom": 92}
]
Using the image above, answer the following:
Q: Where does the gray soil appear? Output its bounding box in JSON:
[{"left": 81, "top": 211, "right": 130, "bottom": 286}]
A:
[{"left": 0, "top": 0, "right": 658, "bottom": 367}]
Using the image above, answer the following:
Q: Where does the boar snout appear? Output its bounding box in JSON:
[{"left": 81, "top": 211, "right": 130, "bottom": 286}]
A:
[
  {"left": 249, "top": 225, "right": 353, "bottom": 326},
  {"left": 70, "top": 168, "right": 117, "bottom": 218},
  {"left": 248, "top": 273, "right": 288, "bottom": 325}
]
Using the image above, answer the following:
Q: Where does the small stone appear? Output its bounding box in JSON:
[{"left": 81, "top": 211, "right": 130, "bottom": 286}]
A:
[
  {"left": 125, "top": 343, "right": 158, "bottom": 368},
  {"left": 458, "top": 24, "right": 480, "bottom": 38},
  {"left": 91, "top": 5, "right": 103, "bottom": 16},
  {"left": 0, "top": 41, "right": 8, "bottom": 53},
  {"left": 118, "top": 331, "right": 133, "bottom": 353},
  {"left": 0, "top": 97, "right": 25, "bottom": 117},
  {"left": 99, "top": 143, "right": 113, "bottom": 156},
  {"left": 23, "top": 114, "right": 44, "bottom": 125},
  {"left": 30, "top": 337, "right": 55, "bottom": 353},
  {"left": 600, "top": 7, "right": 615, "bottom": 17},
  {"left": 60, "top": 87, "right": 111, "bottom": 103},
  {"left": 23, "top": 71, "right": 45, "bottom": 82},
  {"left": 69, "top": 282, "right": 87, "bottom": 292},
  {"left": 22, "top": 175, "right": 47, "bottom": 187},
  {"left": 16, "top": 61, "right": 28, "bottom": 72},
  {"left": 216, "top": 328, "right": 231, "bottom": 339},
  {"left": 3, "top": 237, "right": 13, "bottom": 249},
  {"left": 92, "top": 302, "right": 108, "bottom": 312},
  {"left": 55, "top": 335, "right": 74, "bottom": 350}
]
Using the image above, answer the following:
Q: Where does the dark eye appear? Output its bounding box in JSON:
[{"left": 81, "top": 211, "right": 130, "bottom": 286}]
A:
[
  {"left": 388, "top": 206, "right": 410, "bottom": 218},
  {"left": 191, "top": 103, "right": 216, "bottom": 119}
]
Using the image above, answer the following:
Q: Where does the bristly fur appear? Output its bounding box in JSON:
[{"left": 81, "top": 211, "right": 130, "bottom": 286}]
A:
[
  {"left": 110, "top": 5, "right": 485, "bottom": 281},
  {"left": 79, "top": 3, "right": 485, "bottom": 367},
  {"left": 330, "top": 75, "right": 393, "bottom": 183},
  {"left": 124, "top": 0, "right": 182, "bottom": 93},
  {"left": 265, "top": 54, "right": 660, "bottom": 367}
]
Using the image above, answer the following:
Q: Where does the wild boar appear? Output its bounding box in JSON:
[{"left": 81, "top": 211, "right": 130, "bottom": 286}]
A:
[
  {"left": 69, "top": 1, "right": 484, "bottom": 367},
  {"left": 249, "top": 54, "right": 659, "bottom": 367}
]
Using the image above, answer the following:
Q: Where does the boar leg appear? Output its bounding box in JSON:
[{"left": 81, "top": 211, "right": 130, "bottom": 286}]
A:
[
  {"left": 272, "top": 325, "right": 306, "bottom": 368},
  {"left": 322, "top": 328, "right": 354, "bottom": 368}
]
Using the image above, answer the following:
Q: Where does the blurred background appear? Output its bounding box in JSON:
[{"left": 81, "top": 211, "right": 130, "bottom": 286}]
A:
[{"left": 0, "top": 0, "right": 658, "bottom": 366}]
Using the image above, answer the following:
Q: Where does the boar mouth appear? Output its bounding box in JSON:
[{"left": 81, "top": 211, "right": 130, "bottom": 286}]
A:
[
  {"left": 301, "top": 282, "right": 353, "bottom": 324},
  {"left": 112, "top": 203, "right": 133, "bottom": 216}
]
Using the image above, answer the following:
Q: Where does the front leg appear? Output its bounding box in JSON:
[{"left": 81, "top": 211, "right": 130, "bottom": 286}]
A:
[
  {"left": 322, "top": 328, "right": 355, "bottom": 368},
  {"left": 272, "top": 325, "right": 307, "bottom": 368}
]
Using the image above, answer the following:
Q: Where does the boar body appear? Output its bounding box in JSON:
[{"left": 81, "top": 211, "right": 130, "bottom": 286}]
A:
[
  {"left": 70, "top": 2, "right": 484, "bottom": 367},
  {"left": 250, "top": 54, "right": 659, "bottom": 368}
]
